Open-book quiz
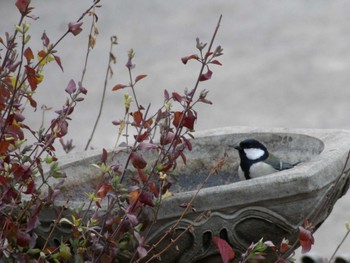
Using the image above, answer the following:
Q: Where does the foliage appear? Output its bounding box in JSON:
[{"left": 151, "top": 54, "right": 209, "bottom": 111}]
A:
[
  {"left": 0, "top": 1, "right": 348, "bottom": 263},
  {"left": 0, "top": 1, "right": 224, "bottom": 262}
]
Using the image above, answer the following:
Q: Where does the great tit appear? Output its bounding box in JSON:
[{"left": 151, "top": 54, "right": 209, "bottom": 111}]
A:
[{"left": 234, "top": 139, "right": 297, "bottom": 180}]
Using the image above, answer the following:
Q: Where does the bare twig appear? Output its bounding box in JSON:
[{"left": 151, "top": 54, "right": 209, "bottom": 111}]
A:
[
  {"left": 84, "top": 34, "right": 118, "bottom": 150},
  {"left": 329, "top": 226, "right": 350, "bottom": 262}
]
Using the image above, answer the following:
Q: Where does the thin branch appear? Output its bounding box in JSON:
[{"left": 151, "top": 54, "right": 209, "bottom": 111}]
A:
[
  {"left": 85, "top": 36, "right": 118, "bottom": 150},
  {"left": 162, "top": 14, "right": 222, "bottom": 165},
  {"left": 329, "top": 226, "right": 350, "bottom": 262}
]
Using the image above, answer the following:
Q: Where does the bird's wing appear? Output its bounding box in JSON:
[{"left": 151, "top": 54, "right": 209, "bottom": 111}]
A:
[{"left": 265, "top": 153, "right": 295, "bottom": 171}]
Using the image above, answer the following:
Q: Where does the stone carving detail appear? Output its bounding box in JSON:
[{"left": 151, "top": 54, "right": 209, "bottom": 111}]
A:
[{"left": 146, "top": 207, "right": 297, "bottom": 262}]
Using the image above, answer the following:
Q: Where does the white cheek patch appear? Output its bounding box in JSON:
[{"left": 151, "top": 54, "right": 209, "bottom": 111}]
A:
[{"left": 244, "top": 148, "right": 265, "bottom": 160}]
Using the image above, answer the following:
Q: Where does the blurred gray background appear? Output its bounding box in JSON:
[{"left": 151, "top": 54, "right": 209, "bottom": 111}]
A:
[{"left": 1, "top": 0, "right": 350, "bottom": 261}]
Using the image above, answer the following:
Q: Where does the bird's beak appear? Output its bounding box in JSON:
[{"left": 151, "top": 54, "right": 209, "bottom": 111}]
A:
[
  {"left": 234, "top": 145, "right": 241, "bottom": 151},
  {"left": 228, "top": 144, "right": 241, "bottom": 150}
]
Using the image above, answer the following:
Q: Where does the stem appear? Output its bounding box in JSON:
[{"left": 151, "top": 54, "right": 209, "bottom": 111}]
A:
[
  {"left": 329, "top": 227, "right": 350, "bottom": 262},
  {"left": 80, "top": 5, "right": 97, "bottom": 84},
  {"left": 84, "top": 29, "right": 116, "bottom": 150},
  {"left": 162, "top": 14, "right": 222, "bottom": 164},
  {"left": 128, "top": 68, "right": 141, "bottom": 111}
]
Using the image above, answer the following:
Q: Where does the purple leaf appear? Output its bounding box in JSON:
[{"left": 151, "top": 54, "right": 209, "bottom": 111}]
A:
[
  {"left": 65, "top": 79, "right": 76, "bottom": 95},
  {"left": 68, "top": 22, "right": 83, "bottom": 36}
]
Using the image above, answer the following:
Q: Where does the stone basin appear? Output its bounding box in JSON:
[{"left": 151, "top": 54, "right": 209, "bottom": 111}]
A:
[{"left": 44, "top": 127, "right": 350, "bottom": 262}]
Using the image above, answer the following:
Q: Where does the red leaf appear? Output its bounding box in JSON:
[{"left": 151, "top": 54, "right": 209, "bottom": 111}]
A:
[
  {"left": 137, "top": 142, "right": 158, "bottom": 151},
  {"left": 144, "top": 118, "right": 153, "bottom": 128},
  {"left": 205, "top": 51, "right": 213, "bottom": 59},
  {"left": 210, "top": 59, "right": 222, "bottom": 66},
  {"left": 164, "top": 89, "right": 170, "bottom": 100},
  {"left": 8, "top": 122, "right": 24, "bottom": 140},
  {"left": 14, "top": 113, "right": 25, "bottom": 122},
  {"left": 199, "top": 68, "right": 213, "bottom": 82},
  {"left": 179, "top": 151, "right": 187, "bottom": 165},
  {"left": 38, "top": 50, "right": 46, "bottom": 58},
  {"left": 182, "top": 136, "right": 192, "bottom": 151},
  {"left": 23, "top": 179, "right": 35, "bottom": 194},
  {"left": 129, "top": 190, "right": 140, "bottom": 205},
  {"left": 25, "top": 65, "right": 38, "bottom": 90},
  {"left": 264, "top": 240, "right": 276, "bottom": 251},
  {"left": 101, "top": 148, "right": 108, "bottom": 163},
  {"left": 41, "top": 32, "right": 50, "bottom": 46},
  {"left": 0, "top": 141, "right": 10, "bottom": 154},
  {"left": 149, "top": 182, "right": 159, "bottom": 196},
  {"left": 199, "top": 98, "right": 213, "bottom": 105},
  {"left": 181, "top": 54, "right": 199, "bottom": 64},
  {"left": 16, "top": 0, "right": 30, "bottom": 15},
  {"left": 130, "top": 151, "right": 147, "bottom": 169},
  {"left": 0, "top": 176, "right": 8, "bottom": 187},
  {"left": 55, "top": 120, "right": 68, "bottom": 138},
  {"left": 298, "top": 226, "right": 314, "bottom": 254},
  {"left": 112, "top": 84, "right": 127, "bottom": 91},
  {"left": 280, "top": 238, "right": 290, "bottom": 253},
  {"left": 213, "top": 237, "right": 235, "bottom": 263},
  {"left": 27, "top": 213, "right": 40, "bottom": 232},
  {"left": 160, "top": 132, "right": 175, "bottom": 145},
  {"left": 172, "top": 92, "right": 183, "bottom": 103},
  {"left": 68, "top": 22, "right": 83, "bottom": 36},
  {"left": 131, "top": 178, "right": 140, "bottom": 185},
  {"left": 156, "top": 109, "right": 162, "bottom": 122},
  {"left": 183, "top": 109, "right": 196, "bottom": 130},
  {"left": 24, "top": 47, "right": 34, "bottom": 63},
  {"left": 135, "top": 131, "right": 149, "bottom": 142},
  {"left": 26, "top": 204, "right": 42, "bottom": 232},
  {"left": 96, "top": 184, "right": 112, "bottom": 199},
  {"left": 139, "top": 191, "right": 154, "bottom": 207},
  {"left": 13, "top": 164, "right": 31, "bottom": 181},
  {"left": 158, "top": 162, "right": 173, "bottom": 172},
  {"left": 16, "top": 231, "right": 31, "bottom": 248},
  {"left": 135, "top": 74, "right": 147, "bottom": 83},
  {"left": 173, "top": 111, "right": 183, "bottom": 128},
  {"left": 137, "top": 169, "right": 147, "bottom": 182},
  {"left": 132, "top": 111, "right": 143, "bottom": 126},
  {"left": 27, "top": 95, "right": 37, "bottom": 109},
  {"left": 54, "top": 55, "right": 64, "bottom": 71}
]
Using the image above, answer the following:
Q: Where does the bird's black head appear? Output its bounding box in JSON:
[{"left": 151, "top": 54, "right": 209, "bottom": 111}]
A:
[
  {"left": 235, "top": 139, "right": 268, "bottom": 154},
  {"left": 234, "top": 139, "right": 269, "bottom": 179}
]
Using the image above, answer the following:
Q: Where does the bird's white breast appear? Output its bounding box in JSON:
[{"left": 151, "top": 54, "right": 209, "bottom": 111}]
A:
[{"left": 238, "top": 162, "right": 277, "bottom": 180}]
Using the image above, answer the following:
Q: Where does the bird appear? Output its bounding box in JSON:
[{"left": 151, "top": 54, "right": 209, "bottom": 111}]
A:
[{"left": 234, "top": 139, "right": 298, "bottom": 180}]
